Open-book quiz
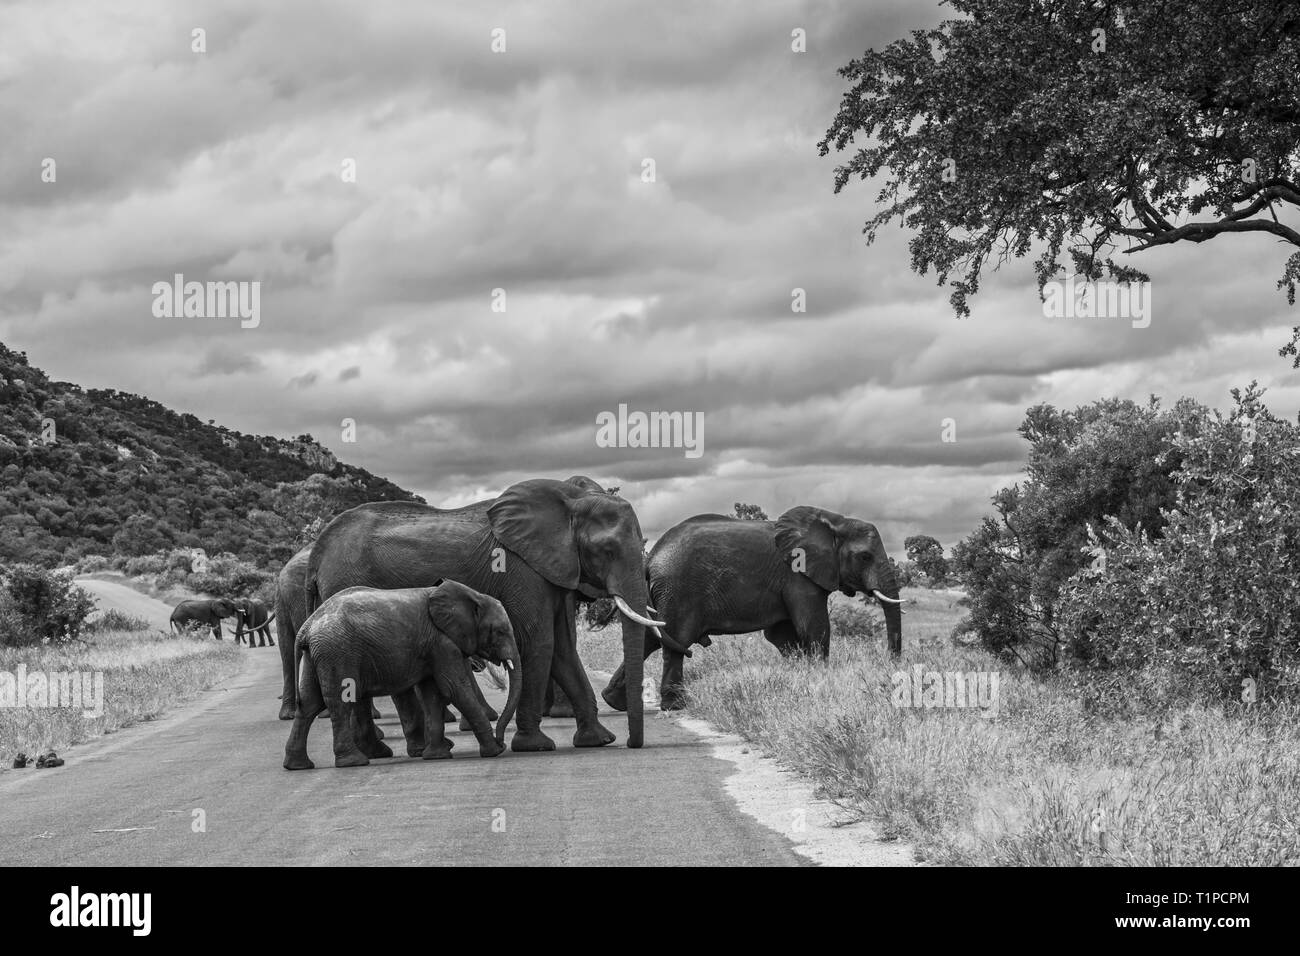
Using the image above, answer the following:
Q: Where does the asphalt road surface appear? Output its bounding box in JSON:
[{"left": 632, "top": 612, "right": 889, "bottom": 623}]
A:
[{"left": 1, "top": 580, "right": 809, "bottom": 865}]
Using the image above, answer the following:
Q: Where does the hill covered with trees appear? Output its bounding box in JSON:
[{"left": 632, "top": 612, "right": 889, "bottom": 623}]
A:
[{"left": 0, "top": 342, "right": 421, "bottom": 569}]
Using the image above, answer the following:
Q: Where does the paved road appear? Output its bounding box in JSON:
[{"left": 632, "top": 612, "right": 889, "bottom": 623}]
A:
[{"left": 1, "top": 582, "right": 808, "bottom": 866}]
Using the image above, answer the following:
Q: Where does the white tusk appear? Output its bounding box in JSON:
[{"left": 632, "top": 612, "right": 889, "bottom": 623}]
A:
[
  {"left": 872, "top": 590, "right": 904, "bottom": 605},
  {"left": 503, "top": 660, "right": 514, "bottom": 671},
  {"left": 613, "top": 595, "right": 667, "bottom": 628},
  {"left": 646, "top": 604, "right": 659, "bottom": 615},
  {"left": 650, "top": 626, "right": 663, "bottom": 641}
]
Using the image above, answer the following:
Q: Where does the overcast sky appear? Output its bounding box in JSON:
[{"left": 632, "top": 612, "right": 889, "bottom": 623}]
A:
[{"left": 3, "top": 0, "right": 1300, "bottom": 548}]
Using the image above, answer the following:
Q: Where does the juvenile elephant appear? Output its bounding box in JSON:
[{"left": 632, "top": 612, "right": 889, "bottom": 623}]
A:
[
  {"left": 603, "top": 506, "right": 903, "bottom": 711},
  {"left": 283, "top": 580, "right": 522, "bottom": 770},
  {"left": 169, "top": 598, "right": 240, "bottom": 639},
  {"left": 232, "top": 598, "right": 276, "bottom": 647}
]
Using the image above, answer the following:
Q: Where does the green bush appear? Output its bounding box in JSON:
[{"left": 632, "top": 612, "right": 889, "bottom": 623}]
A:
[
  {"left": 1057, "top": 385, "right": 1300, "bottom": 704},
  {"left": 0, "top": 563, "right": 96, "bottom": 646},
  {"left": 952, "top": 397, "right": 1197, "bottom": 666}
]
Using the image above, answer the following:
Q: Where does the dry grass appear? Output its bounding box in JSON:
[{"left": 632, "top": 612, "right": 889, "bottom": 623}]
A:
[
  {"left": 0, "top": 628, "right": 243, "bottom": 767},
  {"left": 586, "top": 589, "right": 1300, "bottom": 866}
]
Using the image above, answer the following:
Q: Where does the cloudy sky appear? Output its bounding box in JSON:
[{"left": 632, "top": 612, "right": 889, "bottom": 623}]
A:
[{"left": 3, "top": 0, "right": 1299, "bottom": 549}]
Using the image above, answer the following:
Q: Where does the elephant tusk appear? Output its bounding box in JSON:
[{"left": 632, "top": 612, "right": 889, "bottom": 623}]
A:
[
  {"left": 646, "top": 604, "right": 659, "bottom": 615},
  {"left": 613, "top": 595, "right": 666, "bottom": 628},
  {"left": 872, "top": 590, "right": 904, "bottom": 605},
  {"left": 503, "top": 660, "right": 514, "bottom": 671}
]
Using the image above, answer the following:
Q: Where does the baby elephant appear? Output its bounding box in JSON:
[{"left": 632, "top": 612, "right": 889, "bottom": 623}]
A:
[{"left": 284, "top": 580, "right": 521, "bottom": 770}]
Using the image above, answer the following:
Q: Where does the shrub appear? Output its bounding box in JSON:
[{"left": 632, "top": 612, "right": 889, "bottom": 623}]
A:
[
  {"left": 0, "top": 563, "right": 96, "bottom": 646},
  {"left": 88, "top": 608, "right": 151, "bottom": 633},
  {"left": 952, "top": 397, "right": 1198, "bottom": 666},
  {"left": 829, "top": 596, "right": 885, "bottom": 641},
  {"left": 1057, "top": 384, "right": 1300, "bottom": 704}
]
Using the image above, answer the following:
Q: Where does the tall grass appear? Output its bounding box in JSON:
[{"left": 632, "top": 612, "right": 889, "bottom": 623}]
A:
[
  {"left": 673, "top": 591, "right": 1300, "bottom": 865},
  {"left": 0, "top": 629, "right": 243, "bottom": 764}
]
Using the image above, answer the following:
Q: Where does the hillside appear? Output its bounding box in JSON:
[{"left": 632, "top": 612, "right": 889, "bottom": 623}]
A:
[{"left": 0, "top": 342, "right": 422, "bottom": 569}]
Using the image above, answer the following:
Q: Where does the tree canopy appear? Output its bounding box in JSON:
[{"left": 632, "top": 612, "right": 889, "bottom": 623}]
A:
[{"left": 820, "top": 0, "right": 1300, "bottom": 356}]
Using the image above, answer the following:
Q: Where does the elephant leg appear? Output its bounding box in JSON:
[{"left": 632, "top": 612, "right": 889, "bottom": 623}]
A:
[
  {"left": 792, "top": 604, "right": 832, "bottom": 660},
  {"left": 417, "top": 679, "right": 454, "bottom": 759},
  {"left": 211, "top": 623, "right": 222, "bottom": 640},
  {"left": 601, "top": 630, "right": 663, "bottom": 712},
  {"left": 550, "top": 598, "right": 613, "bottom": 747},
  {"left": 544, "top": 679, "right": 575, "bottom": 718},
  {"left": 264, "top": 625, "right": 275, "bottom": 647},
  {"left": 283, "top": 655, "right": 325, "bottom": 770},
  {"left": 355, "top": 698, "right": 393, "bottom": 759},
  {"left": 509, "top": 617, "right": 556, "bottom": 753},
  {"left": 764, "top": 620, "right": 801, "bottom": 658},
  {"left": 443, "top": 673, "right": 504, "bottom": 757},
  {"left": 456, "top": 674, "right": 498, "bottom": 731},
  {"left": 659, "top": 649, "right": 687, "bottom": 711},
  {"left": 278, "top": 629, "right": 297, "bottom": 720},
  {"left": 329, "top": 693, "right": 370, "bottom": 768},
  {"left": 393, "top": 688, "right": 427, "bottom": 757}
]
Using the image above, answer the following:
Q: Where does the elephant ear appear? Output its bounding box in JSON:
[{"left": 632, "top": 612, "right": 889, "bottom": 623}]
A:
[
  {"left": 774, "top": 506, "right": 842, "bottom": 593},
  {"left": 427, "top": 583, "right": 477, "bottom": 657},
  {"left": 487, "top": 479, "right": 581, "bottom": 589}
]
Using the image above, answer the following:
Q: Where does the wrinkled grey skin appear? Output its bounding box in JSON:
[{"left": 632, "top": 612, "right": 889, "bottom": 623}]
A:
[
  {"left": 276, "top": 546, "right": 386, "bottom": 724},
  {"left": 603, "top": 506, "right": 903, "bottom": 711},
  {"left": 275, "top": 548, "right": 313, "bottom": 719},
  {"left": 169, "top": 598, "right": 240, "bottom": 639},
  {"left": 305, "top": 477, "right": 666, "bottom": 751},
  {"left": 284, "top": 581, "right": 522, "bottom": 770},
  {"left": 232, "top": 597, "right": 276, "bottom": 647}
]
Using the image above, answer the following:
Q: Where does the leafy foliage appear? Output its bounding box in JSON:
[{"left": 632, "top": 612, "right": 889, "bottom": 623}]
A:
[
  {"left": 819, "top": 0, "right": 1300, "bottom": 337},
  {"left": 951, "top": 396, "right": 1197, "bottom": 663},
  {"left": 0, "top": 342, "right": 420, "bottom": 569},
  {"left": 1057, "top": 384, "right": 1300, "bottom": 703},
  {"left": 904, "top": 534, "right": 949, "bottom": 586},
  {"left": 0, "top": 564, "right": 95, "bottom": 647},
  {"left": 733, "top": 501, "right": 769, "bottom": 521}
]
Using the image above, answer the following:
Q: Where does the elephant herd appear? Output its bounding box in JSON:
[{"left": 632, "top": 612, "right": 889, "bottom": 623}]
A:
[
  {"left": 169, "top": 597, "right": 276, "bottom": 646},
  {"left": 269, "top": 475, "right": 903, "bottom": 769}
]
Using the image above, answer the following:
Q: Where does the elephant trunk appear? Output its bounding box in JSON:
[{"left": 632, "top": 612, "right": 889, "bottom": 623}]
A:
[
  {"left": 611, "top": 574, "right": 651, "bottom": 749},
  {"left": 495, "top": 649, "right": 522, "bottom": 744},
  {"left": 867, "top": 563, "right": 903, "bottom": 656}
]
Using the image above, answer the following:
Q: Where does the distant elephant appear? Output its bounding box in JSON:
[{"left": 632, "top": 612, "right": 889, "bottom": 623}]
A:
[
  {"left": 232, "top": 598, "right": 276, "bottom": 647},
  {"left": 306, "top": 477, "right": 679, "bottom": 752},
  {"left": 603, "top": 506, "right": 903, "bottom": 711},
  {"left": 284, "top": 580, "right": 522, "bottom": 770},
  {"left": 169, "top": 598, "right": 241, "bottom": 639}
]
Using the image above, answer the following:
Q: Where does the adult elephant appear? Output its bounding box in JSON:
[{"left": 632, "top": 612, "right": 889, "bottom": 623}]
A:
[
  {"left": 232, "top": 598, "right": 276, "bottom": 647},
  {"left": 275, "top": 548, "right": 312, "bottom": 719},
  {"left": 169, "top": 598, "right": 241, "bottom": 639},
  {"left": 602, "top": 505, "right": 903, "bottom": 711},
  {"left": 305, "top": 477, "right": 677, "bottom": 750}
]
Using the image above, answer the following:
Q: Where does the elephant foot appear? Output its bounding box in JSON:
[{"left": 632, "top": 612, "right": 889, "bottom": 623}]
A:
[
  {"left": 478, "top": 739, "right": 506, "bottom": 758},
  {"left": 422, "top": 740, "right": 454, "bottom": 760},
  {"left": 283, "top": 753, "right": 315, "bottom": 771},
  {"left": 405, "top": 739, "right": 426, "bottom": 758},
  {"left": 278, "top": 702, "right": 296, "bottom": 721},
  {"left": 510, "top": 729, "right": 556, "bottom": 752},
  {"left": 600, "top": 683, "right": 628, "bottom": 713},
  {"left": 441, "top": 707, "right": 456, "bottom": 723},
  {"left": 573, "top": 723, "right": 616, "bottom": 748},
  {"left": 334, "top": 751, "right": 371, "bottom": 768},
  {"left": 364, "top": 739, "right": 393, "bottom": 759}
]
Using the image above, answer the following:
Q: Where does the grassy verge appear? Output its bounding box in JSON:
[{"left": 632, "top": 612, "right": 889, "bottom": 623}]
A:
[
  {"left": 586, "top": 590, "right": 1300, "bottom": 865},
  {"left": 1, "top": 630, "right": 244, "bottom": 769}
]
